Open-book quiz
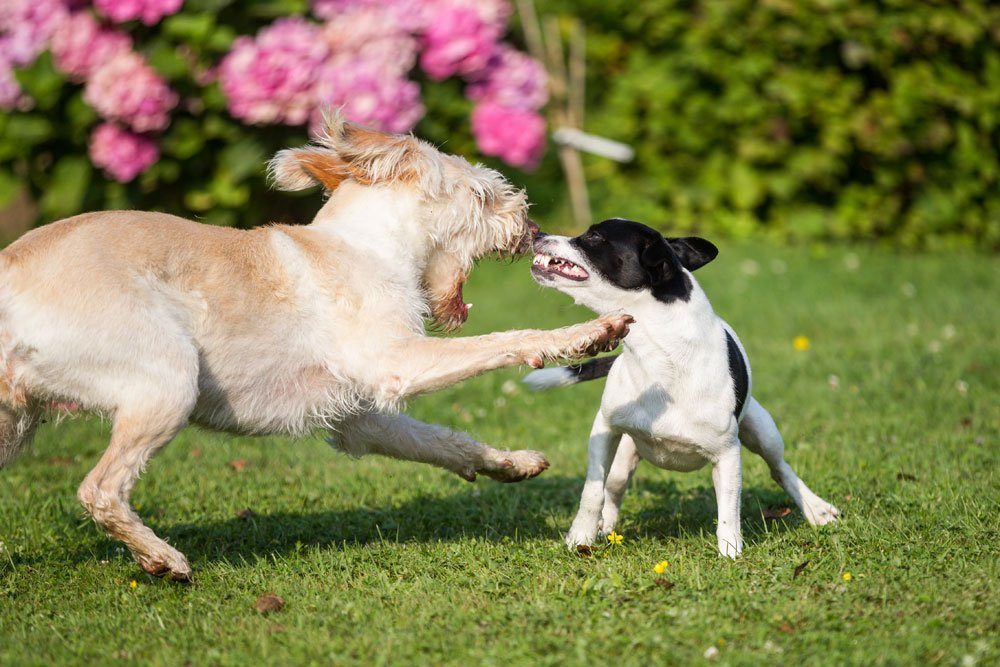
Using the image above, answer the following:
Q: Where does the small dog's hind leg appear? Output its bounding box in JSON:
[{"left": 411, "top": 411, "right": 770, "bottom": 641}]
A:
[
  {"left": 739, "top": 398, "right": 839, "bottom": 526},
  {"left": 333, "top": 412, "right": 548, "bottom": 483},
  {"left": 599, "top": 434, "right": 639, "bottom": 535},
  {"left": 78, "top": 396, "right": 194, "bottom": 581},
  {"left": 566, "top": 413, "right": 621, "bottom": 548},
  {"left": 712, "top": 444, "right": 744, "bottom": 559}
]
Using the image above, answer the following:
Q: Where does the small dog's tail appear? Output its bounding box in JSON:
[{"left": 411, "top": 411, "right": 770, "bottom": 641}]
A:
[
  {"left": 0, "top": 403, "right": 38, "bottom": 469},
  {"left": 523, "top": 356, "right": 618, "bottom": 391}
]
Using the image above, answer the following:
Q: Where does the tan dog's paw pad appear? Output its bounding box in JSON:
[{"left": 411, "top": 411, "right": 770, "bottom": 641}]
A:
[
  {"left": 138, "top": 547, "right": 191, "bottom": 583},
  {"left": 569, "top": 312, "right": 634, "bottom": 358},
  {"left": 481, "top": 450, "right": 549, "bottom": 483}
]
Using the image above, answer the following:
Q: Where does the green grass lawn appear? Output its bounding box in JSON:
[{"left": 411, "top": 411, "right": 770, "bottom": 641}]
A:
[{"left": 1, "top": 243, "right": 997, "bottom": 666}]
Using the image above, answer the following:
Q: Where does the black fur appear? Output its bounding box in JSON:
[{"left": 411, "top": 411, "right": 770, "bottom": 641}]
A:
[
  {"left": 569, "top": 219, "right": 717, "bottom": 304},
  {"left": 724, "top": 330, "right": 749, "bottom": 417},
  {"left": 566, "top": 356, "right": 618, "bottom": 382}
]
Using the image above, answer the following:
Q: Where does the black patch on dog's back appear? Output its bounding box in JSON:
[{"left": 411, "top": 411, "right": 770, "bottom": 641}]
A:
[{"left": 725, "top": 330, "right": 748, "bottom": 417}]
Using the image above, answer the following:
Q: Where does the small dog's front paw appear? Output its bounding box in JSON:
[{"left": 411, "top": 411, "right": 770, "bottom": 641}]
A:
[
  {"left": 565, "top": 519, "right": 600, "bottom": 549},
  {"left": 716, "top": 532, "right": 743, "bottom": 560},
  {"left": 802, "top": 497, "right": 840, "bottom": 526},
  {"left": 599, "top": 506, "right": 620, "bottom": 536}
]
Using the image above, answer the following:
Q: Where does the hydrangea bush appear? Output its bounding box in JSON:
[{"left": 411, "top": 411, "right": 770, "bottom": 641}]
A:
[
  {"left": 2, "top": 0, "right": 996, "bottom": 247},
  {"left": 0, "top": 0, "right": 548, "bottom": 228}
]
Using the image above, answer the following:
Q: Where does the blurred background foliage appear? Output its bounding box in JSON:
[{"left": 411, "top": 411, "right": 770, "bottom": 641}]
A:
[{"left": 1, "top": 0, "right": 998, "bottom": 248}]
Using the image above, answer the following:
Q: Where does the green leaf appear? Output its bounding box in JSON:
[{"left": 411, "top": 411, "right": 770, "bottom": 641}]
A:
[
  {"left": 247, "top": 0, "right": 308, "bottom": 19},
  {"left": 218, "top": 139, "right": 266, "bottom": 184},
  {"left": 209, "top": 174, "right": 249, "bottom": 208},
  {"left": 39, "top": 157, "right": 92, "bottom": 220},
  {"left": 65, "top": 94, "right": 98, "bottom": 135},
  {"left": 162, "top": 118, "right": 206, "bottom": 159},
  {"left": 13, "top": 53, "right": 64, "bottom": 111},
  {"left": 0, "top": 169, "right": 21, "bottom": 208},
  {"left": 147, "top": 39, "right": 191, "bottom": 81},
  {"left": 184, "top": 190, "right": 215, "bottom": 211},
  {"left": 2, "top": 116, "right": 54, "bottom": 149},
  {"left": 162, "top": 13, "right": 216, "bottom": 44},
  {"left": 207, "top": 26, "right": 237, "bottom": 52}
]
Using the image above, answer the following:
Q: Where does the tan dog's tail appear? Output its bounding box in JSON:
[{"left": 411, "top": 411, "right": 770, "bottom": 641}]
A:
[{"left": 0, "top": 403, "right": 38, "bottom": 468}]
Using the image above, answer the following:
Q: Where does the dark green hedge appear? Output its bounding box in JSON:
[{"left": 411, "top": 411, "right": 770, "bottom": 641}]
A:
[
  {"left": 515, "top": 0, "right": 999, "bottom": 248},
  {"left": 2, "top": 0, "right": 998, "bottom": 248}
]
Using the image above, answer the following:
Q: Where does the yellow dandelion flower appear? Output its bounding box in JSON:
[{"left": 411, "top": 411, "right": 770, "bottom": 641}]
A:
[
  {"left": 607, "top": 531, "right": 623, "bottom": 545},
  {"left": 129, "top": 580, "right": 138, "bottom": 589},
  {"left": 793, "top": 336, "right": 811, "bottom": 351},
  {"left": 653, "top": 560, "right": 669, "bottom": 574},
  {"left": 842, "top": 572, "right": 853, "bottom": 582}
]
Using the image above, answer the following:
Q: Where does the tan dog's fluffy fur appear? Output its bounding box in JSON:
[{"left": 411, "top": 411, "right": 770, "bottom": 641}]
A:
[{"left": 0, "top": 115, "right": 630, "bottom": 580}]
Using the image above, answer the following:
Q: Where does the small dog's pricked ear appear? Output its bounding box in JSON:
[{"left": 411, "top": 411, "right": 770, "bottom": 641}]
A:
[
  {"left": 641, "top": 237, "right": 674, "bottom": 285},
  {"left": 666, "top": 237, "right": 718, "bottom": 271}
]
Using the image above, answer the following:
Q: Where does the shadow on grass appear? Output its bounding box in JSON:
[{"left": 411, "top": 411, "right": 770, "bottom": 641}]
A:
[
  {"left": 172, "top": 479, "right": 793, "bottom": 562},
  {"left": 40, "top": 476, "right": 804, "bottom": 570}
]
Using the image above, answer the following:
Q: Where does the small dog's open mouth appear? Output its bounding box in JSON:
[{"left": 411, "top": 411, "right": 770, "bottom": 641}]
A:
[{"left": 532, "top": 253, "right": 589, "bottom": 281}]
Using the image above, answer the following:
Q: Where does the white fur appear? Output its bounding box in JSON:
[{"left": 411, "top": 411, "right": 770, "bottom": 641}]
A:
[
  {"left": 531, "top": 235, "right": 839, "bottom": 559},
  {"left": 522, "top": 367, "right": 577, "bottom": 390}
]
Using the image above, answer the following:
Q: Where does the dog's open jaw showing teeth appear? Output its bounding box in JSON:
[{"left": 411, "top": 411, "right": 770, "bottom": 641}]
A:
[{"left": 532, "top": 253, "right": 589, "bottom": 281}]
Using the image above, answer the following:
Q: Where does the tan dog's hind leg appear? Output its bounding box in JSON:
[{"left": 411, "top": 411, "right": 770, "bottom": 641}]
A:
[
  {"left": 334, "top": 412, "right": 548, "bottom": 483},
  {"left": 78, "top": 402, "right": 193, "bottom": 581}
]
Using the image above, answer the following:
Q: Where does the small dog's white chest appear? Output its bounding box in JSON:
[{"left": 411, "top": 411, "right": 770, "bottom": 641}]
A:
[{"left": 603, "top": 361, "right": 717, "bottom": 472}]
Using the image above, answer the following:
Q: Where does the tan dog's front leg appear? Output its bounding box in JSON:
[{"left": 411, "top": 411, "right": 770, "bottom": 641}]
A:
[{"left": 379, "top": 312, "right": 632, "bottom": 400}]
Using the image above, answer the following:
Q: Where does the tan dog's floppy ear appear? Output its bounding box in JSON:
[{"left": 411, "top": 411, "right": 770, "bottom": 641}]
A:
[
  {"left": 319, "top": 109, "right": 422, "bottom": 184},
  {"left": 269, "top": 109, "right": 425, "bottom": 192},
  {"left": 268, "top": 147, "right": 350, "bottom": 192}
]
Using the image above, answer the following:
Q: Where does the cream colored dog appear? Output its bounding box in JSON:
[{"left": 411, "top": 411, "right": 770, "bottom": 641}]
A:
[{"left": 0, "top": 115, "right": 631, "bottom": 581}]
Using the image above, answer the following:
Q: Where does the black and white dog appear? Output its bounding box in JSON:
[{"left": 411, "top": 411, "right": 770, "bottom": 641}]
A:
[{"left": 525, "top": 219, "right": 839, "bottom": 558}]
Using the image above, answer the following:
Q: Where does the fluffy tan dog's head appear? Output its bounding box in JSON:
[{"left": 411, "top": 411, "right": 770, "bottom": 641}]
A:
[{"left": 269, "top": 112, "right": 536, "bottom": 330}]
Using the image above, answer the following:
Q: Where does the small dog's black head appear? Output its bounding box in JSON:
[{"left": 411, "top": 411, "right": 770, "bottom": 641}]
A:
[{"left": 532, "top": 218, "right": 718, "bottom": 306}]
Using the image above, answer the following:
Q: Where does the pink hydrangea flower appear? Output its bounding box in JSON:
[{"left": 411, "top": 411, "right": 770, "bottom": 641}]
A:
[
  {"left": 313, "top": 0, "right": 424, "bottom": 32},
  {"left": 51, "top": 12, "right": 133, "bottom": 82},
  {"left": 420, "top": 0, "right": 509, "bottom": 80},
  {"left": 311, "top": 0, "right": 366, "bottom": 21},
  {"left": 0, "top": 57, "right": 22, "bottom": 109},
  {"left": 0, "top": 0, "right": 69, "bottom": 66},
  {"left": 313, "top": 57, "right": 424, "bottom": 134},
  {"left": 84, "top": 51, "right": 178, "bottom": 132},
  {"left": 321, "top": 5, "right": 419, "bottom": 74},
  {"left": 89, "top": 122, "right": 159, "bottom": 182},
  {"left": 467, "top": 45, "right": 548, "bottom": 111},
  {"left": 93, "top": 0, "right": 184, "bottom": 26},
  {"left": 471, "top": 101, "right": 546, "bottom": 169},
  {"left": 218, "top": 18, "right": 329, "bottom": 125}
]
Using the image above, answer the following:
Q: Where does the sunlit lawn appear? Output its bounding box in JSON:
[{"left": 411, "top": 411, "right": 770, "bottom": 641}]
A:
[{"left": 1, "top": 243, "right": 997, "bottom": 665}]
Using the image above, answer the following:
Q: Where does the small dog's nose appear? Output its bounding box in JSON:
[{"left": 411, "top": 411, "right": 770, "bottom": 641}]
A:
[{"left": 525, "top": 218, "right": 540, "bottom": 237}]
